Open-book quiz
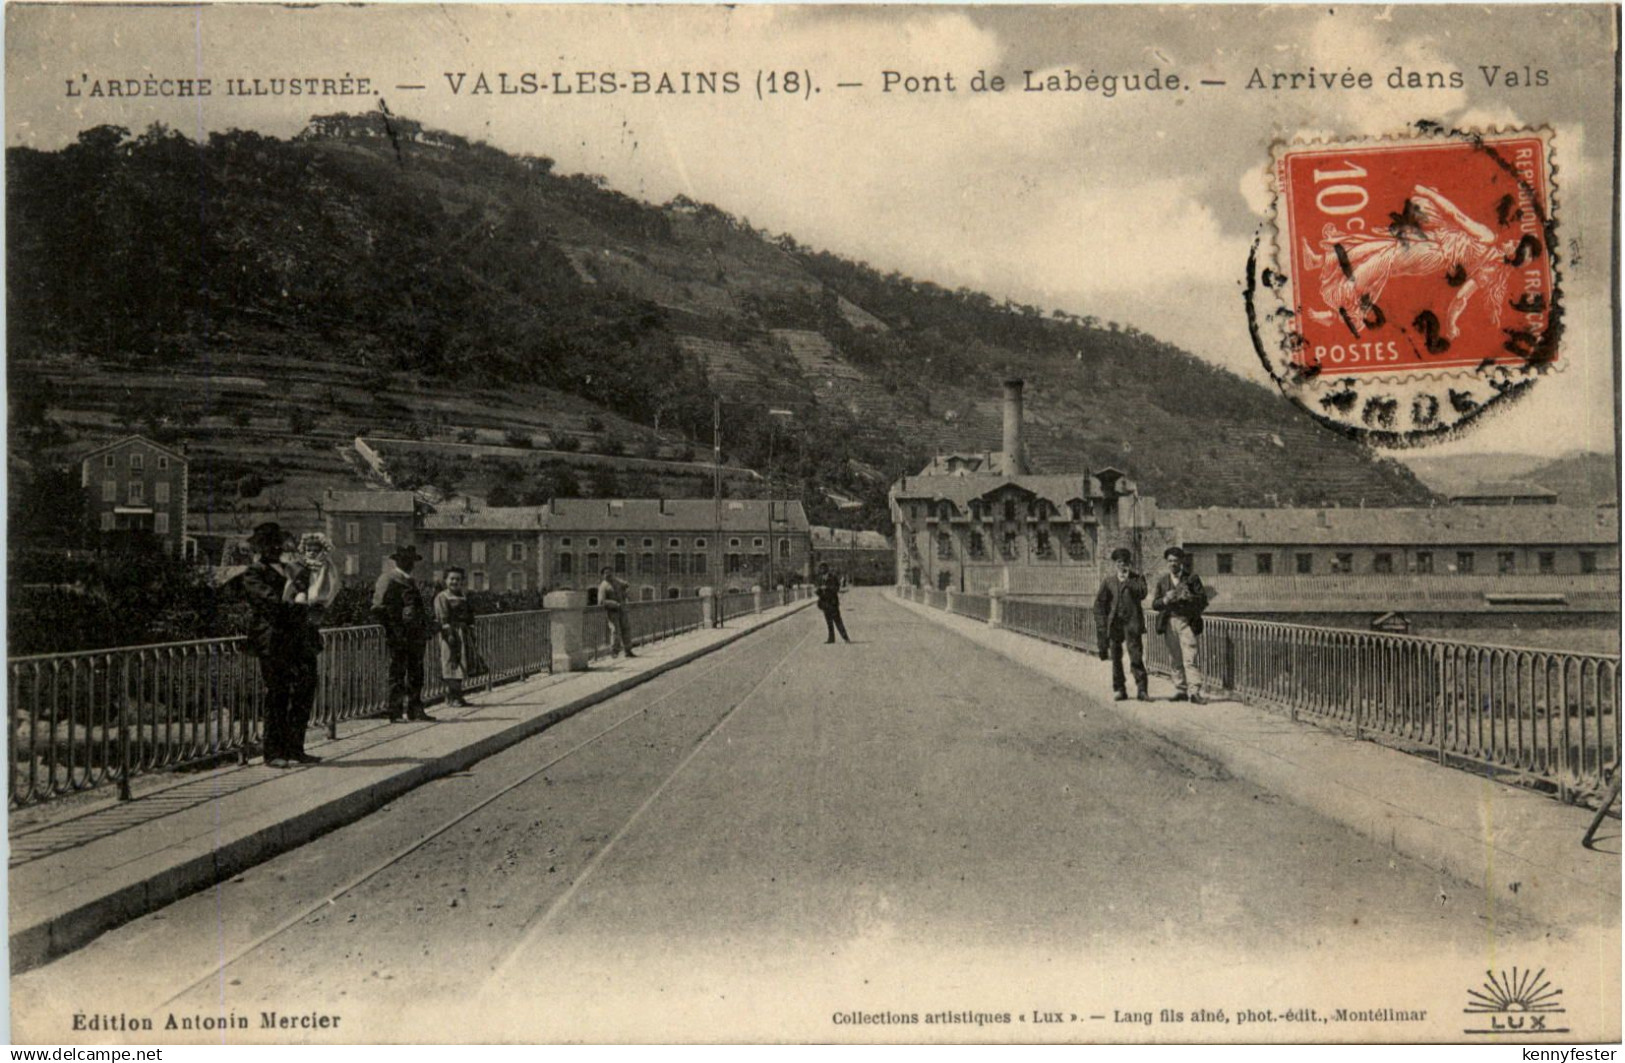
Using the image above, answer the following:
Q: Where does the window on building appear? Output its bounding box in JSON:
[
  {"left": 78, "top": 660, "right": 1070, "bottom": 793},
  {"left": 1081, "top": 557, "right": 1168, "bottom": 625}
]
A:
[
  {"left": 472, "top": 570, "right": 488, "bottom": 591},
  {"left": 643, "top": 538, "right": 654, "bottom": 548},
  {"left": 560, "top": 538, "right": 572, "bottom": 547},
  {"left": 1581, "top": 551, "right": 1598, "bottom": 574},
  {"left": 695, "top": 538, "right": 707, "bottom": 549},
  {"left": 130, "top": 453, "right": 143, "bottom": 471},
  {"left": 1003, "top": 500, "right": 1017, "bottom": 522},
  {"left": 1000, "top": 531, "right": 1019, "bottom": 561},
  {"left": 1034, "top": 529, "right": 1053, "bottom": 558},
  {"left": 128, "top": 481, "right": 144, "bottom": 504},
  {"left": 1295, "top": 553, "right": 1313, "bottom": 575},
  {"left": 1066, "top": 530, "right": 1089, "bottom": 560},
  {"left": 670, "top": 538, "right": 681, "bottom": 548},
  {"left": 100, "top": 512, "right": 115, "bottom": 531},
  {"left": 614, "top": 553, "right": 628, "bottom": 575},
  {"left": 433, "top": 541, "right": 449, "bottom": 563},
  {"left": 1498, "top": 551, "right": 1516, "bottom": 575},
  {"left": 382, "top": 523, "right": 397, "bottom": 545},
  {"left": 729, "top": 537, "right": 741, "bottom": 548},
  {"left": 779, "top": 538, "right": 790, "bottom": 557},
  {"left": 1415, "top": 551, "right": 1434, "bottom": 574},
  {"left": 1456, "top": 552, "right": 1476, "bottom": 574},
  {"left": 558, "top": 552, "right": 574, "bottom": 575},
  {"left": 344, "top": 554, "right": 359, "bottom": 576},
  {"left": 668, "top": 553, "right": 681, "bottom": 575},
  {"left": 667, "top": 588, "right": 681, "bottom": 599},
  {"left": 615, "top": 538, "right": 626, "bottom": 549},
  {"left": 508, "top": 571, "right": 524, "bottom": 591},
  {"left": 586, "top": 552, "right": 600, "bottom": 574},
  {"left": 103, "top": 480, "right": 117, "bottom": 502},
  {"left": 472, "top": 541, "right": 487, "bottom": 563},
  {"left": 938, "top": 533, "right": 954, "bottom": 560},
  {"left": 968, "top": 531, "right": 987, "bottom": 559},
  {"left": 154, "top": 481, "right": 170, "bottom": 504},
  {"left": 693, "top": 553, "right": 707, "bottom": 574},
  {"left": 509, "top": 541, "right": 525, "bottom": 563},
  {"left": 727, "top": 553, "right": 743, "bottom": 573},
  {"left": 1216, "top": 553, "right": 1234, "bottom": 575},
  {"left": 587, "top": 538, "right": 599, "bottom": 548},
  {"left": 104, "top": 454, "right": 115, "bottom": 469},
  {"left": 1330, "top": 553, "right": 1354, "bottom": 574},
  {"left": 344, "top": 522, "right": 359, "bottom": 544},
  {"left": 1538, "top": 551, "right": 1556, "bottom": 575},
  {"left": 1255, "top": 553, "right": 1273, "bottom": 575},
  {"left": 641, "top": 586, "right": 655, "bottom": 601},
  {"left": 1069, "top": 500, "right": 1087, "bottom": 521},
  {"left": 1373, "top": 553, "right": 1394, "bottom": 574},
  {"left": 155, "top": 513, "right": 169, "bottom": 534},
  {"left": 158, "top": 456, "right": 168, "bottom": 470},
  {"left": 753, "top": 537, "right": 764, "bottom": 548},
  {"left": 640, "top": 553, "right": 656, "bottom": 574}
]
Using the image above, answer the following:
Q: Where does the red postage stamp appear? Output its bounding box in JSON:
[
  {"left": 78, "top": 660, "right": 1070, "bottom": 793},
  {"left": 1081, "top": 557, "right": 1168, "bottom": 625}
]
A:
[{"left": 1253, "top": 127, "right": 1560, "bottom": 444}]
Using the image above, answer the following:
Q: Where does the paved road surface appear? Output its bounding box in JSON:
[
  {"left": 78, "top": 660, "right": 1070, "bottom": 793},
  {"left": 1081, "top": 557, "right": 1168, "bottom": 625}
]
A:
[{"left": 14, "top": 591, "right": 1558, "bottom": 1041}]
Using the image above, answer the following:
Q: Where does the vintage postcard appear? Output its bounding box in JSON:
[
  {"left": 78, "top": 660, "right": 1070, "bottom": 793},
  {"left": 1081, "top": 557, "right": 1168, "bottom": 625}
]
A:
[{"left": 5, "top": 2, "right": 1620, "bottom": 1046}]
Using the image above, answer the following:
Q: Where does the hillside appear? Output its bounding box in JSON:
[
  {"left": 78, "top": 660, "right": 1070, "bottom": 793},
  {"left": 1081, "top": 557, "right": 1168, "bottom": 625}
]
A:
[
  {"left": 7, "top": 112, "right": 1434, "bottom": 542},
  {"left": 1402, "top": 451, "right": 1616, "bottom": 505}
]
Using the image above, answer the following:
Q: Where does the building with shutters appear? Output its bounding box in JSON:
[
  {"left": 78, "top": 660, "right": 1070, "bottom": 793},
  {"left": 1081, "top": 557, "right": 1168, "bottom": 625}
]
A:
[{"left": 80, "top": 436, "right": 190, "bottom": 554}]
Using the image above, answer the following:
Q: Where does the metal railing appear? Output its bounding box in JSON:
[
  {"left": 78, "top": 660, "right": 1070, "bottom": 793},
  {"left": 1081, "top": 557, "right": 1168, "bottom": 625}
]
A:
[
  {"left": 908, "top": 587, "right": 1620, "bottom": 801},
  {"left": 949, "top": 593, "right": 992, "bottom": 623},
  {"left": 10, "top": 589, "right": 813, "bottom": 808}
]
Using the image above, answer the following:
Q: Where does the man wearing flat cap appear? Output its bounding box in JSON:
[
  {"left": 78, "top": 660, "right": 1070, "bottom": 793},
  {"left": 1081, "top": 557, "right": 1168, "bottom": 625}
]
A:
[
  {"left": 241, "top": 521, "right": 325, "bottom": 767},
  {"left": 372, "top": 544, "right": 434, "bottom": 721},
  {"left": 1094, "top": 546, "right": 1149, "bottom": 702},
  {"left": 1152, "top": 545, "right": 1209, "bottom": 703}
]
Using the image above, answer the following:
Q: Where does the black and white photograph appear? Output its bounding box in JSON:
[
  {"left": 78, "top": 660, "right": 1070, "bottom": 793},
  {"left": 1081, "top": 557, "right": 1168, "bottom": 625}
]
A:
[{"left": 4, "top": 2, "right": 1620, "bottom": 1045}]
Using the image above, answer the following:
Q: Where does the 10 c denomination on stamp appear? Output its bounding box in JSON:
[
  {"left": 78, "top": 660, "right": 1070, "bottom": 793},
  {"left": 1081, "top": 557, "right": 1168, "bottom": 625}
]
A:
[{"left": 1252, "top": 126, "right": 1560, "bottom": 445}]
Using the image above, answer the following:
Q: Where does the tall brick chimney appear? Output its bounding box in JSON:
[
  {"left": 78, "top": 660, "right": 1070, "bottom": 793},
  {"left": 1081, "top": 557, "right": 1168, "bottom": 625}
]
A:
[{"left": 1002, "top": 379, "right": 1027, "bottom": 477}]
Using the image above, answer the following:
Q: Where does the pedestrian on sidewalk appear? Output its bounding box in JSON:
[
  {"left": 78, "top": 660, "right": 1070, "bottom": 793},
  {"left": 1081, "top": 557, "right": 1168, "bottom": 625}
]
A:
[
  {"left": 1152, "top": 546, "right": 1209, "bottom": 703},
  {"left": 373, "top": 544, "right": 434, "bottom": 721},
  {"left": 433, "top": 566, "right": 482, "bottom": 708},
  {"left": 1094, "top": 546, "right": 1149, "bottom": 702},
  {"left": 597, "top": 566, "right": 636, "bottom": 658},
  {"left": 241, "top": 522, "right": 326, "bottom": 767},
  {"left": 816, "top": 562, "right": 850, "bottom": 644}
]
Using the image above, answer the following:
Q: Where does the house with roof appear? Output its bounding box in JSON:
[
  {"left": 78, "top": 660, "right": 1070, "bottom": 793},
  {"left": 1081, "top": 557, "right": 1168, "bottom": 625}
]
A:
[
  {"left": 535, "top": 498, "right": 812, "bottom": 602},
  {"left": 324, "top": 489, "right": 430, "bottom": 583},
  {"left": 888, "top": 380, "right": 1165, "bottom": 595},
  {"left": 79, "top": 435, "right": 190, "bottom": 554},
  {"left": 419, "top": 502, "right": 549, "bottom": 593},
  {"left": 810, "top": 526, "right": 894, "bottom": 585}
]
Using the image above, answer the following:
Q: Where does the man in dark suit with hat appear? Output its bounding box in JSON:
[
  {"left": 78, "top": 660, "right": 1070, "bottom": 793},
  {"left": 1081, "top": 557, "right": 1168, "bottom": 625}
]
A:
[
  {"left": 372, "top": 543, "right": 434, "bottom": 721},
  {"left": 241, "top": 522, "right": 324, "bottom": 767},
  {"left": 1094, "top": 546, "right": 1149, "bottom": 702}
]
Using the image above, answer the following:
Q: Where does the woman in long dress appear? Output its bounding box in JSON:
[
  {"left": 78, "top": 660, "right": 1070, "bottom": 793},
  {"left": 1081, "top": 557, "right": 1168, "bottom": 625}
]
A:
[{"left": 433, "top": 567, "right": 479, "bottom": 708}]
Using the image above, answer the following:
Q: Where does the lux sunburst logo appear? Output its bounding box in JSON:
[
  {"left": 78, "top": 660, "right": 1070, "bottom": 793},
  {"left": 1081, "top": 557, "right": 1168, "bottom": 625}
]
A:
[{"left": 1462, "top": 967, "right": 1569, "bottom": 1035}]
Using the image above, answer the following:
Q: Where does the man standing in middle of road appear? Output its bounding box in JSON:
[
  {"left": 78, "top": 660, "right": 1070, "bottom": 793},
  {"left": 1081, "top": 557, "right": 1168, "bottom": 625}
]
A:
[
  {"left": 816, "top": 562, "right": 850, "bottom": 644},
  {"left": 1094, "top": 546, "right": 1149, "bottom": 702},
  {"left": 373, "top": 544, "right": 434, "bottom": 721}
]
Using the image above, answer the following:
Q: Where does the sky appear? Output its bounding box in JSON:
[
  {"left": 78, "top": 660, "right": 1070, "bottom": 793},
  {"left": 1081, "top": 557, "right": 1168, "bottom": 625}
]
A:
[{"left": 6, "top": 3, "right": 1618, "bottom": 461}]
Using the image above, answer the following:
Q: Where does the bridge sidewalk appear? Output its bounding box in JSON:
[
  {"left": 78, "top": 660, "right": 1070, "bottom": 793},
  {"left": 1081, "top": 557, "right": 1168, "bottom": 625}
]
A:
[
  {"left": 889, "top": 592, "right": 1621, "bottom": 931},
  {"left": 8, "top": 599, "right": 816, "bottom": 973}
]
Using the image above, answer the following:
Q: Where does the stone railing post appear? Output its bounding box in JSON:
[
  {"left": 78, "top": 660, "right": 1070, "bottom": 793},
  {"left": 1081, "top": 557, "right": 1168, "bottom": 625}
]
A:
[
  {"left": 543, "top": 590, "right": 591, "bottom": 672},
  {"left": 945, "top": 588, "right": 958, "bottom": 616},
  {"left": 701, "top": 586, "right": 717, "bottom": 627},
  {"left": 752, "top": 584, "right": 763, "bottom": 614},
  {"left": 989, "top": 587, "right": 1006, "bottom": 629}
]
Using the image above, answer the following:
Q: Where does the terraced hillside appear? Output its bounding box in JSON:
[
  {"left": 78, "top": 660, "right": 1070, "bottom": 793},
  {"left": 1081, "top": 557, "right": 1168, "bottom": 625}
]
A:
[{"left": 7, "top": 112, "right": 1435, "bottom": 546}]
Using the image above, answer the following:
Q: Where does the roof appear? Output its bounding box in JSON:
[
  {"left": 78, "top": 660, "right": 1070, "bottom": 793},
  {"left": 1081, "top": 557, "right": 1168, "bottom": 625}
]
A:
[
  {"left": 422, "top": 506, "right": 549, "bottom": 531},
  {"left": 892, "top": 472, "right": 1097, "bottom": 512},
  {"left": 1448, "top": 480, "right": 1559, "bottom": 500},
  {"left": 77, "top": 435, "right": 187, "bottom": 466},
  {"left": 1160, "top": 505, "right": 1619, "bottom": 546},
  {"left": 810, "top": 526, "right": 891, "bottom": 551},
  {"left": 325, "top": 490, "right": 420, "bottom": 515},
  {"left": 538, "top": 498, "right": 811, "bottom": 534}
]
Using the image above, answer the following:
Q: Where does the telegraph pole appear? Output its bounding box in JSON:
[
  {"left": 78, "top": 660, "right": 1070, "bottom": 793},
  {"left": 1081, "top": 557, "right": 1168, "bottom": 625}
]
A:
[{"left": 713, "top": 398, "right": 723, "bottom": 623}]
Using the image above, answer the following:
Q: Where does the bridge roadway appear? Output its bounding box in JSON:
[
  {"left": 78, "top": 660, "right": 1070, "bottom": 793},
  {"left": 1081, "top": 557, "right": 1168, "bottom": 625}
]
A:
[{"left": 13, "top": 591, "right": 1561, "bottom": 1042}]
